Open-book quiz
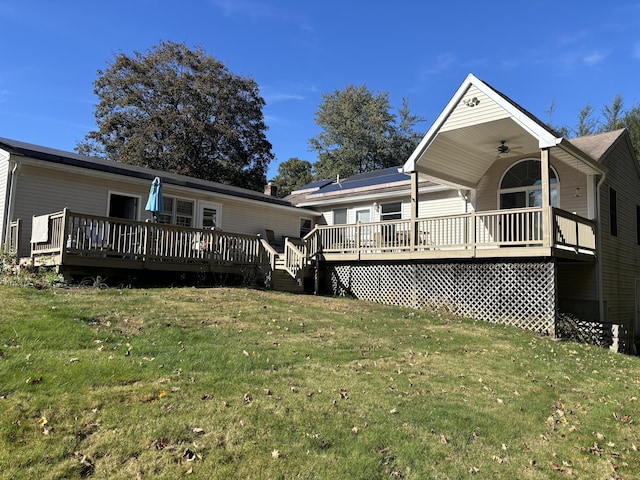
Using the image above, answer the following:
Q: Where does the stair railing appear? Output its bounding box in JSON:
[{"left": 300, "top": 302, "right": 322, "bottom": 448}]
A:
[{"left": 283, "top": 238, "right": 308, "bottom": 281}]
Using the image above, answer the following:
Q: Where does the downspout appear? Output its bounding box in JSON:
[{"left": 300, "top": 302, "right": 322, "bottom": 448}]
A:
[{"left": 595, "top": 172, "right": 607, "bottom": 323}]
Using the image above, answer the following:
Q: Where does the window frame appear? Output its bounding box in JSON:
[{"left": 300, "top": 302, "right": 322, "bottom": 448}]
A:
[
  {"left": 610, "top": 188, "right": 618, "bottom": 237},
  {"left": 107, "top": 191, "right": 141, "bottom": 220},
  {"left": 380, "top": 201, "right": 402, "bottom": 221},
  {"left": 158, "top": 195, "right": 195, "bottom": 227},
  {"left": 332, "top": 208, "right": 347, "bottom": 225},
  {"left": 299, "top": 217, "right": 313, "bottom": 238},
  {"left": 498, "top": 159, "right": 560, "bottom": 209}
]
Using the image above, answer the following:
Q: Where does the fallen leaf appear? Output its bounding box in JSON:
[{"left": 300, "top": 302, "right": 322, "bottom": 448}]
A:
[
  {"left": 271, "top": 449, "right": 280, "bottom": 459},
  {"left": 439, "top": 434, "right": 448, "bottom": 444}
]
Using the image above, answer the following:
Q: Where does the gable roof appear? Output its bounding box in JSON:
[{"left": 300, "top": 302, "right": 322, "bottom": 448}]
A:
[
  {"left": 0, "top": 137, "right": 307, "bottom": 211},
  {"left": 568, "top": 129, "right": 627, "bottom": 162},
  {"left": 402, "top": 73, "right": 605, "bottom": 189}
]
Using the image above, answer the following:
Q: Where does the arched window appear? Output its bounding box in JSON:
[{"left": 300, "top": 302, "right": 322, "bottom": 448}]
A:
[{"left": 499, "top": 159, "right": 559, "bottom": 209}]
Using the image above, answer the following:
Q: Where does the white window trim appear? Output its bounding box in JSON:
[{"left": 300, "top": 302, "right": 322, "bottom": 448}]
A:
[
  {"left": 106, "top": 191, "right": 142, "bottom": 220},
  {"left": 355, "top": 207, "right": 372, "bottom": 223},
  {"left": 161, "top": 195, "right": 195, "bottom": 226},
  {"left": 197, "top": 200, "right": 223, "bottom": 229},
  {"left": 379, "top": 201, "right": 403, "bottom": 221},
  {"left": 497, "top": 159, "right": 560, "bottom": 209}
]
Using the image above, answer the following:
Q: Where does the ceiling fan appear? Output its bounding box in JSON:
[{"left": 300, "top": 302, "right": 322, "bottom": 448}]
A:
[{"left": 496, "top": 140, "right": 524, "bottom": 158}]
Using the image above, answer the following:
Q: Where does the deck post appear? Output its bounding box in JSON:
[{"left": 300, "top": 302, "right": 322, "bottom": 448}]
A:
[
  {"left": 143, "top": 222, "right": 152, "bottom": 269},
  {"left": 541, "top": 148, "right": 551, "bottom": 248},
  {"left": 470, "top": 211, "right": 476, "bottom": 257},
  {"left": 58, "top": 208, "right": 69, "bottom": 267},
  {"left": 410, "top": 171, "right": 419, "bottom": 252}
]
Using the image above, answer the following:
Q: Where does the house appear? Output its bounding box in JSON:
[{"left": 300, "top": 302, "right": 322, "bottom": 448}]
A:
[
  {"left": 0, "top": 138, "right": 320, "bottom": 291},
  {"left": 3, "top": 73, "right": 639, "bottom": 353},
  {"left": 289, "top": 74, "right": 639, "bottom": 354}
]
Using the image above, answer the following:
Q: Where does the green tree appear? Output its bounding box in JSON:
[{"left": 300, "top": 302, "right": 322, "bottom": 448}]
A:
[
  {"left": 272, "top": 157, "right": 313, "bottom": 197},
  {"left": 575, "top": 103, "right": 597, "bottom": 137},
  {"left": 600, "top": 94, "right": 625, "bottom": 132},
  {"left": 77, "top": 41, "right": 274, "bottom": 191},
  {"left": 622, "top": 104, "right": 640, "bottom": 155},
  {"left": 309, "top": 84, "right": 424, "bottom": 180}
]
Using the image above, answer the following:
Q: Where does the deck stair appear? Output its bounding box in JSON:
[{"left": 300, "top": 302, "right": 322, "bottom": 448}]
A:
[{"left": 272, "top": 257, "right": 304, "bottom": 293}]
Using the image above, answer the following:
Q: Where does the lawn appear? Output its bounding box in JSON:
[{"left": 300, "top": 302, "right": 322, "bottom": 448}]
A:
[{"left": 0, "top": 284, "right": 638, "bottom": 479}]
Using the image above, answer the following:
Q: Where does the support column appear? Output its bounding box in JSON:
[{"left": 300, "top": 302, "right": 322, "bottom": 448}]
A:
[
  {"left": 541, "top": 148, "right": 551, "bottom": 247},
  {"left": 410, "top": 171, "right": 419, "bottom": 251}
]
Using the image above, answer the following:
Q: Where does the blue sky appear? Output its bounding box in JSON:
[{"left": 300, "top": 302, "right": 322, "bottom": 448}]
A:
[{"left": 1, "top": 1, "right": 639, "bottom": 181}]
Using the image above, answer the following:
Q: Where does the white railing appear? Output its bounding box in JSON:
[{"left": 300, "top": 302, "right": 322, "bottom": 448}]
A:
[
  {"left": 308, "top": 207, "right": 596, "bottom": 258},
  {"left": 31, "top": 210, "right": 274, "bottom": 272},
  {"left": 283, "top": 238, "right": 308, "bottom": 280}
]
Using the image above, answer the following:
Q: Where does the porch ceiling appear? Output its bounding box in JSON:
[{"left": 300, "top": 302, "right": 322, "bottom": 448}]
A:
[
  {"left": 412, "top": 117, "right": 604, "bottom": 190},
  {"left": 413, "top": 117, "right": 540, "bottom": 189}
]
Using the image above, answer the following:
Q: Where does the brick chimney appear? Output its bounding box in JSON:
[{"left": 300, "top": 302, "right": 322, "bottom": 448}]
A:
[{"left": 264, "top": 181, "right": 278, "bottom": 196}]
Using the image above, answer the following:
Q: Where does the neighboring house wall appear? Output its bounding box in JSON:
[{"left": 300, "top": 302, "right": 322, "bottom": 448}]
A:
[{"left": 598, "top": 138, "right": 640, "bottom": 331}]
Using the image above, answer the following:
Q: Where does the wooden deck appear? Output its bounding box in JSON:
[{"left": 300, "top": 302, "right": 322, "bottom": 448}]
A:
[{"left": 26, "top": 206, "right": 596, "bottom": 287}]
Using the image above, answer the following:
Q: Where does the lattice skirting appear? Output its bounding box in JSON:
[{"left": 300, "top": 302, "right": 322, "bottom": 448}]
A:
[{"left": 322, "top": 259, "right": 556, "bottom": 335}]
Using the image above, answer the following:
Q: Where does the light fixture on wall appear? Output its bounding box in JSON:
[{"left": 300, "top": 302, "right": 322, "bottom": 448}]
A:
[
  {"left": 463, "top": 97, "right": 480, "bottom": 107},
  {"left": 373, "top": 202, "right": 380, "bottom": 212}
]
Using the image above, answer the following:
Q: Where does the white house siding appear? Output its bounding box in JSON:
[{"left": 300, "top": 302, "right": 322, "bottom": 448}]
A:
[
  {"left": 219, "top": 196, "right": 309, "bottom": 239},
  {"left": 598, "top": 140, "right": 640, "bottom": 335},
  {"left": 0, "top": 154, "right": 9, "bottom": 246},
  {"left": 441, "top": 85, "right": 510, "bottom": 132},
  {"left": 416, "top": 189, "right": 464, "bottom": 218}
]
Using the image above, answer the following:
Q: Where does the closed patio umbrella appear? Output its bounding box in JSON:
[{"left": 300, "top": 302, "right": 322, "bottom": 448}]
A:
[{"left": 145, "top": 177, "right": 163, "bottom": 221}]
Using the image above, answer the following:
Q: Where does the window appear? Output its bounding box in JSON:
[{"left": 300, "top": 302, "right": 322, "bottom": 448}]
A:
[
  {"left": 108, "top": 193, "right": 139, "bottom": 220},
  {"left": 380, "top": 202, "right": 402, "bottom": 221},
  {"left": 200, "top": 202, "right": 221, "bottom": 230},
  {"left": 610, "top": 188, "right": 618, "bottom": 237},
  {"left": 159, "top": 196, "right": 194, "bottom": 227},
  {"left": 299, "top": 218, "right": 312, "bottom": 238},
  {"left": 355, "top": 208, "right": 370, "bottom": 223},
  {"left": 333, "top": 208, "right": 347, "bottom": 225},
  {"left": 499, "top": 159, "right": 559, "bottom": 209}
]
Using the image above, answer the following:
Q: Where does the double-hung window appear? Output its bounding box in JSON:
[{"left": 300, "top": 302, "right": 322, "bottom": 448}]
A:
[{"left": 159, "top": 196, "right": 194, "bottom": 227}]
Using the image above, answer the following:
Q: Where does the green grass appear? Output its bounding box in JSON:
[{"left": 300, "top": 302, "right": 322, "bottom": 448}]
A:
[{"left": 0, "top": 284, "right": 638, "bottom": 479}]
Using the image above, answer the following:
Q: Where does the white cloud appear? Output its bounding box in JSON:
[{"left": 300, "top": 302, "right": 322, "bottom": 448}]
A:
[{"left": 583, "top": 50, "right": 607, "bottom": 66}]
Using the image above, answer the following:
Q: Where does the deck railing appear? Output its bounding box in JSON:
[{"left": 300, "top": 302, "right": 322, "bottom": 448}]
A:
[
  {"left": 29, "top": 207, "right": 597, "bottom": 279},
  {"left": 31, "top": 212, "right": 66, "bottom": 256},
  {"left": 309, "top": 207, "right": 596, "bottom": 258},
  {"left": 5, "top": 219, "right": 21, "bottom": 252},
  {"left": 31, "top": 209, "right": 274, "bottom": 273},
  {"left": 283, "top": 238, "right": 308, "bottom": 280},
  {"left": 553, "top": 209, "right": 596, "bottom": 253}
]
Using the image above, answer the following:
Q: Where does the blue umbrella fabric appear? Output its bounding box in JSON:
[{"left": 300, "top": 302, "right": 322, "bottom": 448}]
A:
[{"left": 145, "top": 177, "right": 164, "bottom": 220}]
